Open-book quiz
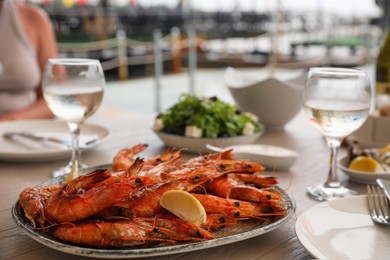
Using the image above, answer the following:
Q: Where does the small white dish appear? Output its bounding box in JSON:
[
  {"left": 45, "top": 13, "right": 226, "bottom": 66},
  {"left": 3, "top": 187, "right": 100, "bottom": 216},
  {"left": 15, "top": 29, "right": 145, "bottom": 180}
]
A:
[
  {"left": 338, "top": 156, "right": 390, "bottom": 184},
  {"left": 296, "top": 195, "right": 390, "bottom": 259},
  {"left": 207, "top": 144, "right": 298, "bottom": 171},
  {"left": 153, "top": 129, "right": 263, "bottom": 154},
  {"left": 0, "top": 119, "right": 110, "bottom": 162}
]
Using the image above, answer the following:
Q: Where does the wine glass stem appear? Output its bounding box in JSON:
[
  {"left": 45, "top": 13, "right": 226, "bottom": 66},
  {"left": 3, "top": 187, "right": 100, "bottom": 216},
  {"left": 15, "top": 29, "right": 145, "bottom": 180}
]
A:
[
  {"left": 325, "top": 138, "right": 342, "bottom": 189},
  {"left": 67, "top": 122, "right": 82, "bottom": 168}
]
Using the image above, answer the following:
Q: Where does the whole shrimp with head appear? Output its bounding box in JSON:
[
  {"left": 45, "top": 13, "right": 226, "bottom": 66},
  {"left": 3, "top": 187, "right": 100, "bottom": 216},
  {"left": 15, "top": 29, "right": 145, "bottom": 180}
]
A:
[
  {"left": 112, "top": 143, "right": 148, "bottom": 171},
  {"left": 112, "top": 143, "right": 182, "bottom": 174},
  {"left": 45, "top": 158, "right": 153, "bottom": 223}
]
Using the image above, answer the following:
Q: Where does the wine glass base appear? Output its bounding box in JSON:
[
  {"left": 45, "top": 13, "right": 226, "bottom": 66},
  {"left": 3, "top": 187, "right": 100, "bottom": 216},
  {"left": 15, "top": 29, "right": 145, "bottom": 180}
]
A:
[{"left": 307, "top": 184, "right": 357, "bottom": 202}]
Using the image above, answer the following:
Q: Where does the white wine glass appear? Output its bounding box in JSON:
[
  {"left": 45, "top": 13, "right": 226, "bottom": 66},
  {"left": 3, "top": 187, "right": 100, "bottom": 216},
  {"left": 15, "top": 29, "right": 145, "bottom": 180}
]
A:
[
  {"left": 42, "top": 58, "right": 105, "bottom": 177},
  {"left": 303, "top": 67, "right": 373, "bottom": 201}
]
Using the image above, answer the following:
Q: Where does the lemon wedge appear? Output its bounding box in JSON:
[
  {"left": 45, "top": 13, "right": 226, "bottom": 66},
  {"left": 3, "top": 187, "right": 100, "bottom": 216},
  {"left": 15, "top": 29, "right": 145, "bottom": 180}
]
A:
[
  {"left": 379, "top": 143, "right": 390, "bottom": 156},
  {"left": 349, "top": 156, "right": 382, "bottom": 173},
  {"left": 64, "top": 160, "right": 79, "bottom": 184},
  {"left": 160, "top": 190, "right": 206, "bottom": 226}
]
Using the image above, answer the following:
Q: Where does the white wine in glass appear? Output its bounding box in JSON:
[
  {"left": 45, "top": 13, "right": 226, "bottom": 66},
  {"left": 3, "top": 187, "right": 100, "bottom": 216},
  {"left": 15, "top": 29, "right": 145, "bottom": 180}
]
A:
[
  {"left": 42, "top": 58, "right": 105, "bottom": 177},
  {"left": 303, "top": 67, "right": 373, "bottom": 201}
]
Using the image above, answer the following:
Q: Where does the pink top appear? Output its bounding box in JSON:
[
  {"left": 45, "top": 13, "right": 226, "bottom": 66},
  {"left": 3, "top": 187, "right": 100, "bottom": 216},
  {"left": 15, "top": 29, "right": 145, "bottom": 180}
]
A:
[{"left": 0, "top": 0, "right": 40, "bottom": 114}]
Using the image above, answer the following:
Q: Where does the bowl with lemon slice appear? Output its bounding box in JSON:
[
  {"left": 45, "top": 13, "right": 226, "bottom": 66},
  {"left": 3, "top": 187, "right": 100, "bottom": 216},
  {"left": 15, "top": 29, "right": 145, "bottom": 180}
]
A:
[{"left": 338, "top": 144, "right": 390, "bottom": 184}]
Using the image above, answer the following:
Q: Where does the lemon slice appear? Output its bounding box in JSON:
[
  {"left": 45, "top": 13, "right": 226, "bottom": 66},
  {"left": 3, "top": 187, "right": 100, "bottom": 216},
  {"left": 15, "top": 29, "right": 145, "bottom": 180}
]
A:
[
  {"left": 160, "top": 190, "right": 206, "bottom": 226},
  {"left": 64, "top": 160, "right": 79, "bottom": 184},
  {"left": 349, "top": 156, "right": 382, "bottom": 173}
]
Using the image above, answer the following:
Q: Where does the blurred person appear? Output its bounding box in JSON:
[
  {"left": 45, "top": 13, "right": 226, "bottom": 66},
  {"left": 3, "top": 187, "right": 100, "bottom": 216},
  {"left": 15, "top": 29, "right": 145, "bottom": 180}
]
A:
[{"left": 0, "top": 0, "right": 57, "bottom": 121}]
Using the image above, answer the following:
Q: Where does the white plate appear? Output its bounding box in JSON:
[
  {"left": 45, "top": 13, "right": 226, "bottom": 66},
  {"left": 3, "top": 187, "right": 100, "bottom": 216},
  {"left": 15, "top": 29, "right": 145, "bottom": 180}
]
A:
[
  {"left": 153, "top": 128, "right": 264, "bottom": 153},
  {"left": 0, "top": 120, "right": 110, "bottom": 162},
  {"left": 12, "top": 164, "right": 296, "bottom": 259},
  {"left": 208, "top": 144, "right": 298, "bottom": 171},
  {"left": 338, "top": 156, "right": 390, "bottom": 184},
  {"left": 296, "top": 195, "right": 390, "bottom": 259}
]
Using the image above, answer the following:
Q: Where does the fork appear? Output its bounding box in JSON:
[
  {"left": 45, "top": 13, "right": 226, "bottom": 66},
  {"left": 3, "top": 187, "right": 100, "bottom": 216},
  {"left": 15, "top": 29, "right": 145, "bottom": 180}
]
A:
[{"left": 367, "top": 185, "right": 390, "bottom": 225}]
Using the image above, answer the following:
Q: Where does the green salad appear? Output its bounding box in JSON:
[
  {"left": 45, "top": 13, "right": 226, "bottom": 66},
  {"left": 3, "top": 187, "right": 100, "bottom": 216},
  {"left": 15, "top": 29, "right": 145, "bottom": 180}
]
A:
[{"left": 154, "top": 94, "right": 262, "bottom": 138}]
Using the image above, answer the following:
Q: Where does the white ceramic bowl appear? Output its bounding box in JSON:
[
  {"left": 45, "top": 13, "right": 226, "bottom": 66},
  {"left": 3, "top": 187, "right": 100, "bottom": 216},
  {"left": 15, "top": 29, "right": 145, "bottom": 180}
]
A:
[
  {"left": 207, "top": 144, "right": 298, "bottom": 171},
  {"left": 153, "top": 129, "right": 263, "bottom": 154},
  {"left": 338, "top": 156, "right": 390, "bottom": 184},
  {"left": 225, "top": 67, "right": 305, "bottom": 132}
]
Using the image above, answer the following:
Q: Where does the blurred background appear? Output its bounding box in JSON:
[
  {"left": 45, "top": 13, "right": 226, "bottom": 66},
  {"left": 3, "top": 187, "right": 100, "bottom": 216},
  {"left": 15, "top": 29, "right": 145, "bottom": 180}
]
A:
[{"left": 23, "top": 0, "right": 389, "bottom": 81}]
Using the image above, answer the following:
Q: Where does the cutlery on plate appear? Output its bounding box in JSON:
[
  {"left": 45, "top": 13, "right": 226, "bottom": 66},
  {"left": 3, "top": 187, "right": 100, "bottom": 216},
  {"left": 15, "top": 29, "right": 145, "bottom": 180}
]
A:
[
  {"left": 367, "top": 184, "right": 390, "bottom": 225},
  {"left": 3, "top": 132, "right": 97, "bottom": 149}
]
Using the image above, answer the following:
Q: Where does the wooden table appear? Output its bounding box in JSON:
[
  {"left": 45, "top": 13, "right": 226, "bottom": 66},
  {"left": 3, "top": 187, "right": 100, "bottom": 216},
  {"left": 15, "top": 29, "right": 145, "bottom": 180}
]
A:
[{"left": 0, "top": 109, "right": 368, "bottom": 260}]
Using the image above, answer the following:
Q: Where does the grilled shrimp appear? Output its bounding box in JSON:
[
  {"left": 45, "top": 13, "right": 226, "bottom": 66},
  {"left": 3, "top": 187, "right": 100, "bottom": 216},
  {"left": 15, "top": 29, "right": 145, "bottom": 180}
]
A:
[
  {"left": 232, "top": 173, "right": 278, "bottom": 188},
  {"left": 143, "top": 148, "right": 183, "bottom": 167},
  {"left": 45, "top": 159, "right": 153, "bottom": 223},
  {"left": 193, "top": 194, "right": 286, "bottom": 219},
  {"left": 19, "top": 185, "right": 59, "bottom": 229},
  {"left": 184, "top": 156, "right": 265, "bottom": 179},
  {"left": 185, "top": 149, "right": 235, "bottom": 166},
  {"left": 134, "top": 216, "right": 214, "bottom": 241},
  {"left": 112, "top": 143, "right": 148, "bottom": 171},
  {"left": 53, "top": 220, "right": 176, "bottom": 248},
  {"left": 209, "top": 175, "right": 281, "bottom": 202}
]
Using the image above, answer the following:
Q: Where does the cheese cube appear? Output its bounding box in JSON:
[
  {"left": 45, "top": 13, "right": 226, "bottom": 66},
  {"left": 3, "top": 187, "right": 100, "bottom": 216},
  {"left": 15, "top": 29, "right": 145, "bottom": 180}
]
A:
[
  {"left": 242, "top": 122, "right": 255, "bottom": 135},
  {"left": 153, "top": 118, "right": 164, "bottom": 131},
  {"left": 185, "top": 125, "right": 203, "bottom": 138}
]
